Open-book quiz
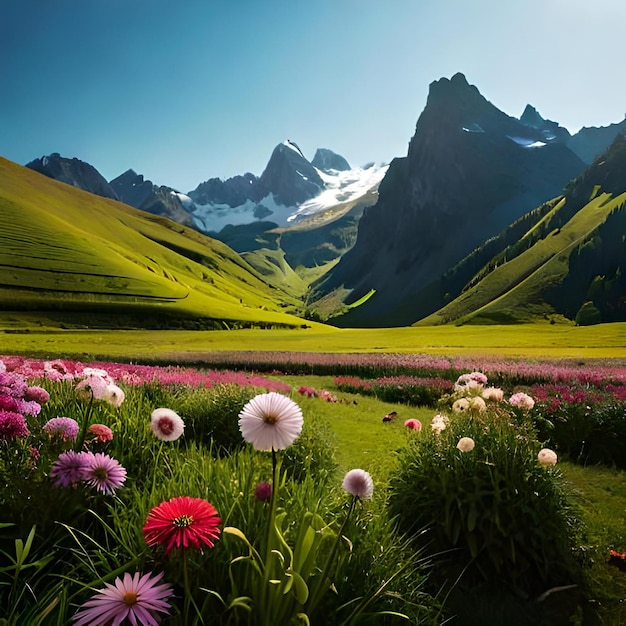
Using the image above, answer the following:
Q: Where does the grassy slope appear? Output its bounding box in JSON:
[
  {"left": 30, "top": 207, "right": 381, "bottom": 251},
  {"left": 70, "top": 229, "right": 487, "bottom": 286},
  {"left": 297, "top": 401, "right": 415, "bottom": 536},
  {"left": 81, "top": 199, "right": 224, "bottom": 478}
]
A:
[
  {"left": 419, "top": 192, "right": 626, "bottom": 325},
  {"left": 0, "top": 157, "right": 314, "bottom": 328}
]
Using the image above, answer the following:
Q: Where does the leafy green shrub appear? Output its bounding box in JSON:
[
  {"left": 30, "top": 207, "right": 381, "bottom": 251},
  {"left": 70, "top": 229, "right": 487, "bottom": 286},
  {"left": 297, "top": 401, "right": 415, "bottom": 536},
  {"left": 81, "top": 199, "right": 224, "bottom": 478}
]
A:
[
  {"left": 387, "top": 410, "right": 582, "bottom": 597},
  {"left": 529, "top": 385, "right": 626, "bottom": 468},
  {"left": 170, "top": 383, "right": 257, "bottom": 453}
]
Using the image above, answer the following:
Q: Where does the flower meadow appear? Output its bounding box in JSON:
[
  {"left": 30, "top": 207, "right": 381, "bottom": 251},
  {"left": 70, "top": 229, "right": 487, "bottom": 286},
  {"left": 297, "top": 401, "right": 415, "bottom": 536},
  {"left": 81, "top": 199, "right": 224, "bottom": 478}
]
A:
[{"left": 1, "top": 354, "right": 625, "bottom": 624}]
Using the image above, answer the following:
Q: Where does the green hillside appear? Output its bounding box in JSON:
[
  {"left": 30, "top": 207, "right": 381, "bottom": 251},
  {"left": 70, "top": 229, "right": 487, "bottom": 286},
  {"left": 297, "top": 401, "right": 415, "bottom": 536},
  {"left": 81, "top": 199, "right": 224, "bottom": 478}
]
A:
[
  {"left": 418, "top": 193, "right": 625, "bottom": 324},
  {"left": 0, "top": 158, "right": 312, "bottom": 330},
  {"left": 416, "top": 136, "right": 626, "bottom": 326}
]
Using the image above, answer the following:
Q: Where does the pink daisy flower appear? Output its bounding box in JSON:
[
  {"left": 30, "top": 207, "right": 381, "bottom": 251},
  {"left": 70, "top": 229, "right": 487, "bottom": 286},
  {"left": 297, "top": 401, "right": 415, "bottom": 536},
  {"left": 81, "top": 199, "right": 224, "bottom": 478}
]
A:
[
  {"left": 83, "top": 452, "right": 127, "bottom": 495},
  {"left": 72, "top": 570, "right": 173, "bottom": 626}
]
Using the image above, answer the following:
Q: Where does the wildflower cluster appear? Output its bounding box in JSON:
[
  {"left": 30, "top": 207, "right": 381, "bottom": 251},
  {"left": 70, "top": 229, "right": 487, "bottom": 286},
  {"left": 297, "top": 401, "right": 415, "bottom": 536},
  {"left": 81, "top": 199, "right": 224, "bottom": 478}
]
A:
[{"left": 389, "top": 371, "right": 572, "bottom": 596}]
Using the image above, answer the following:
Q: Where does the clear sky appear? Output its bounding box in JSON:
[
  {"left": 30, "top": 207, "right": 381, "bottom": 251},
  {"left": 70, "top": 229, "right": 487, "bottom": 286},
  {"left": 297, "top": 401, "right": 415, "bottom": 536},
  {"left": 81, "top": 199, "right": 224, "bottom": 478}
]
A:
[{"left": 2, "top": 0, "right": 626, "bottom": 192}]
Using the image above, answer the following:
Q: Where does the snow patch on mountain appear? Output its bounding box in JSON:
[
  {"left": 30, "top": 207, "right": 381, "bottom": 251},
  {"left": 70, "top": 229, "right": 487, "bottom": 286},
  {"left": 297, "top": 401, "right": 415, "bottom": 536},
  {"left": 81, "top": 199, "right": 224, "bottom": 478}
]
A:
[
  {"left": 506, "top": 135, "right": 547, "bottom": 148},
  {"left": 288, "top": 162, "right": 389, "bottom": 221},
  {"left": 190, "top": 162, "right": 388, "bottom": 233}
]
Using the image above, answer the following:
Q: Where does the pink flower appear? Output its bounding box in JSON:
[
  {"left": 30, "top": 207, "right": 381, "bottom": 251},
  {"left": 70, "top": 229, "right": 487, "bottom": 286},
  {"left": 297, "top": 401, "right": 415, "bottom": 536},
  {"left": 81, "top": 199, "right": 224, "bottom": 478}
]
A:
[
  {"left": 538, "top": 448, "right": 557, "bottom": 466},
  {"left": 25, "top": 386, "right": 50, "bottom": 404},
  {"left": 150, "top": 408, "right": 185, "bottom": 442},
  {"left": 342, "top": 468, "right": 374, "bottom": 499},
  {"left": 75, "top": 375, "right": 111, "bottom": 401},
  {"left": 83, "top": 452, "right": 127, "bottom": 495},
  {"left": 103, "top": 384, "right": 125, "bottom": 408},
  {"left": 254, "top": 482, "right": 272, "bottom": 502},
  {"left": 43, "top": 417, "right": 80, "bottom": 441},
  {"left": 72, "top": 571, "right": 173, "bottom": 626},
  {"left": 509, "top": 392, "right": 535, "bottom": 410},
  {"left": 0, "top": 410, "right": 30, "bottom": 439},
  {"left": 87, "top": 423, "right": 114, "bottom": 443},
  {"left": 482, "top": 387, "right": 504, "bottom": 401},
  {"left": 143, "top": 496, "right": 221, "bottom": 555},
  {"left": 404, "top": 418, "right": 422, "bottom": 431}
]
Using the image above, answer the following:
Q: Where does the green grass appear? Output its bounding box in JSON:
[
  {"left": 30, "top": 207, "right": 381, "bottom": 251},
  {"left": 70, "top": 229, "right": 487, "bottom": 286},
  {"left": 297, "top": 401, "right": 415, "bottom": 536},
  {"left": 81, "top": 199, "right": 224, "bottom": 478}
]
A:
[{"left": 2, "top": 321, "right": 626, "bottom": 362}]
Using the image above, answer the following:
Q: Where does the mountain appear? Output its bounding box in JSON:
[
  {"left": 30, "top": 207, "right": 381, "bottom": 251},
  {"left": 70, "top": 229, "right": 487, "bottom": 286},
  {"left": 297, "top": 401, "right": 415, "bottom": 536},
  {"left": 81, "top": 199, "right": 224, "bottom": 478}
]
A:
[
  {"left": 310, "top": 73, "right": 588, "bottom": 327},
  {"left": 0, "top": 157, "right": 314, "bottom": 330},
  {"left": 311, "top": 148, "right": 351, "bottom": 171},
  {"left": 26, "top": 153, "right": 118, "bottom": 200},
  {"left": 109, "top": 169, "right": 197, "bottom": 228},
  {"left": 416, "top": 134, "right": 626, "bottom": 325},
  {"left": 566, "top": 117, "right": 626, "bottom": 164},
  {"left": 519, "top": 104, "right": 571, "bottom": 143},
  {"left": 188, "top": 142, "right": 386, "bottom": 235}
]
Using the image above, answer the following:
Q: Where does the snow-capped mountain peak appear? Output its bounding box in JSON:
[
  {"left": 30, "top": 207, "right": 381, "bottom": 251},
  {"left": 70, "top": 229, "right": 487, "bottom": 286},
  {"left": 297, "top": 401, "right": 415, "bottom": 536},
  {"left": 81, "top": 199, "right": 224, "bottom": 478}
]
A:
[{"left": 189, "top": 142, "right": 387, "bottom": 233}]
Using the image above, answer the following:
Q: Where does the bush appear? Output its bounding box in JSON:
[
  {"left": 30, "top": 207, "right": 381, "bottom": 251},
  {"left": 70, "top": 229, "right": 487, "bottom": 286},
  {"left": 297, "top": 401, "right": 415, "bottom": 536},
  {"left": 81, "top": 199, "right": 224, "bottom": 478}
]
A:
[
  {"left": 388, "top": 409, "right": 582, "bottom": 597},
  {"left": 529, "top": 384, "right": 626, "bottom": 468}
]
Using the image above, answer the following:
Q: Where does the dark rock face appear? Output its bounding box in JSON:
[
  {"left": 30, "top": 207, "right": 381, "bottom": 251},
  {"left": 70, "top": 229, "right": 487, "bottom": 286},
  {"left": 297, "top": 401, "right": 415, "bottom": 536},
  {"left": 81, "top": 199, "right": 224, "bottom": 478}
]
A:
[
  {"left": 519, "top": 104, "right": 571, "bottom": 143},
  {"left": 188, "top": 173, "right": 259, "bottom": 207},
  {"left": 26, "top": 153, "right": 119, "bottom": 200},
  {"left": 109, "top": 169, "right": 196, "bottom": 228},
  {"left": 256, "top": 143, "right": 325, "bottom": 206},
  {"left": 315, "top": 73, "right": 587, "bottom": 327},
  {"left": 311, "top": 148, "right": 351, "bottom": 172}
]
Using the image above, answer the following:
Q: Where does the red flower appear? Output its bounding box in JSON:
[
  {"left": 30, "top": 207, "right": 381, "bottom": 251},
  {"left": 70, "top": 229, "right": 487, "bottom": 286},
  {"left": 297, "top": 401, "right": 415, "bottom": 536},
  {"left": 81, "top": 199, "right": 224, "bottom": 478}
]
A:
[{"left": 143, "top": 496, "right": 221, "bottom": 555}]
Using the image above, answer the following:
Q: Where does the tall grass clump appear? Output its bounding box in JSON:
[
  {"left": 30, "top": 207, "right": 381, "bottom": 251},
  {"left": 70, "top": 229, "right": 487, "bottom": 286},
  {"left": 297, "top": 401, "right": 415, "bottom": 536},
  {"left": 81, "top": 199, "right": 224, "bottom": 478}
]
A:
[{"left": 388, "top": 372, "right": 585, "bottom": 623}]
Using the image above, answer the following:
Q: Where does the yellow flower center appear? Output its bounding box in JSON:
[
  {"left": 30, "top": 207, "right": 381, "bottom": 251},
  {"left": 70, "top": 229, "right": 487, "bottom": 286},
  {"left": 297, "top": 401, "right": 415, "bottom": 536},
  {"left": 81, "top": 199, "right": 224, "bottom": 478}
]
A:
[
  {"left": 122, "top": 591, "right": 138, "bottom": 606},
  {"left": 173, "top": 514, "right": 194, "bottom": 527},
  {"left": 262, "top": 413, "right": 278, "bottom": 424}
]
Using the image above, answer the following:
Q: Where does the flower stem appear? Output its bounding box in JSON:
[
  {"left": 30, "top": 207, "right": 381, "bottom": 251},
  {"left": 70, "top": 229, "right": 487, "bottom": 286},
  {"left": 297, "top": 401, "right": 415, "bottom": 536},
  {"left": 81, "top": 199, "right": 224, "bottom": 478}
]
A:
[
  {"left": 183, "top": 547, "right": 191, "bottom": 624},
  {"left": 308, "top": 495, "right": 357, "bottom": 613},
  {"left": 75, "top": 393, "right": 94, "bottom": 451}
]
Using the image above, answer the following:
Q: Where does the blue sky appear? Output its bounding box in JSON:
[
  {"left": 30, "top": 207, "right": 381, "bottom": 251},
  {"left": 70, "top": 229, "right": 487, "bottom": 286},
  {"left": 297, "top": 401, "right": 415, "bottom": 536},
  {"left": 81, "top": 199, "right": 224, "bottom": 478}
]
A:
[{"left": 2, "top": 0, "right": 626, "bottom": 192}]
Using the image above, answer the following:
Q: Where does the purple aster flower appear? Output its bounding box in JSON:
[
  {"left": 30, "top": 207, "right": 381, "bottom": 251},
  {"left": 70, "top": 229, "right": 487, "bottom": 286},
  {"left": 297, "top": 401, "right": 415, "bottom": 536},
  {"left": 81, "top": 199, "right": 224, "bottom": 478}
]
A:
[
  {"left": 72, "top": 570, "right": 173, "bottom": 626},
  {"left": 83, "top": 452, "right": 127, "bottom": 495},
  {"left": 51, "top": 450, "right": 91, "bottom": 487},
  {"left": 43, "top": 417, "right": 80, "bottom": 441},
  {"left": 0, "top": 410, "right": 30, "bottom": 439}
]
